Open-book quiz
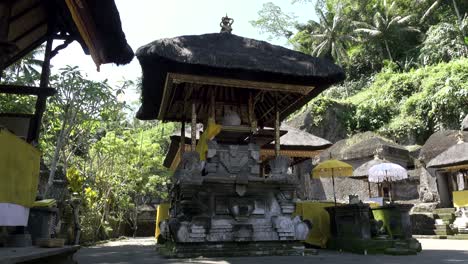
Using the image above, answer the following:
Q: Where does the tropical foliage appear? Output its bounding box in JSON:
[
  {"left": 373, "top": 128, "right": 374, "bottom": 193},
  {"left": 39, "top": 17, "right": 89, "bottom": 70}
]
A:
[
  {"left": 1, "top": 55, "right": 175, "bottom": 242},
  {"left": 253, "top": 0, "right": 468, "bottom": 144}
]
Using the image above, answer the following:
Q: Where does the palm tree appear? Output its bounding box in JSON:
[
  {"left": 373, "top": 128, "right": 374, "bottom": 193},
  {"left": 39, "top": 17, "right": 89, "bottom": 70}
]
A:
[
  {"left": 353, "top": 0, "right": 420, "bottom": 61},
  {"left": 310, "top": 6, "right": 355, "bottom": 64},
  {"left": 420, "top": 0, "right": 442, "bottom": 24},
  {"left": 3, "top": 46, "right": 44, "bottom": 85}
]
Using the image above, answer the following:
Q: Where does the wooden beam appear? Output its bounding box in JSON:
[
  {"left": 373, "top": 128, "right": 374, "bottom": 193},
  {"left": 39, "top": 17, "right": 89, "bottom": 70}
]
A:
[
  {"left": 274, "top": 96, "right": 280, "bottom": 157},
  {"left": 260, "top": 149, "right": 321, "bottom": 159},
  {"left": 191, "top": 101, "right": 196, "bottom": 151},
  {"left": 28, "top": 32, "right": 53, "bottom": 143},
  {"left": 8, "top": 1, "right": 41, "bottom": 23},
  {"left": 11, "top": 19, "right": 47, "bottom": 43},
  {"left": 0, "top": 84, "right": 56, "bottom": 96},
  {"left": 168, "top": 73, "right": 315, "bottom": 95},
  {"left": 180, "top": 121, "right": 185, "bottom": 159}
]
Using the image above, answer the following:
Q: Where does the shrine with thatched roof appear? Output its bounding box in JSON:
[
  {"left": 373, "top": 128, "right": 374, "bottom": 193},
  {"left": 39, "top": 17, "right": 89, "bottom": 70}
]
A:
[
  {"left": 312, "top": 132, "right": 418, "bottom": 203},
  {"left": 138, "top": 16, "right": 345, "bottom": 257}
]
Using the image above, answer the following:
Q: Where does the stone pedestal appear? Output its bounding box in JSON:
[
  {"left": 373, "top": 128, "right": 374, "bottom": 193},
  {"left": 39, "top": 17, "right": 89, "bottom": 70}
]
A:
[
  {"left": 159, "top": 141, "right": 310, "bottom": 256},
  {"left": 434, "top": 208, "right": 455, "bottom": 236},
  {"left": 326, "top": 203, "right": 372, "bottom": 240},
  {"left": 326, "top": 203, "right": 421, "bottom": 255},
  {"left": 372, "top": 204, "right": 413, "bottom": 239}
]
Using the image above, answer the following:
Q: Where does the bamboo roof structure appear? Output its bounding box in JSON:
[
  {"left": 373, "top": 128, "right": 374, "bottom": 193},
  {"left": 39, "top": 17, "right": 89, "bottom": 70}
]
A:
[
  {"left": 135, "top": 33, "right": 345, "bottom": 125},
  {"left": 0, "top": 0, "right": 133, "bottom": 70},
  {"left": 163, "top": 125, "right": 331, "bottom": 170}
]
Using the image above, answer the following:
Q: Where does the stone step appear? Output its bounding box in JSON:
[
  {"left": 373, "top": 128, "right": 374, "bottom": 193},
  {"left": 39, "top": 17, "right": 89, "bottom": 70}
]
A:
[
  {"left": 158, "top": 241, "right": 307, "bottom": 258},
  {"left": 384, "top": 247, "right": 417, "bottom": 256}
]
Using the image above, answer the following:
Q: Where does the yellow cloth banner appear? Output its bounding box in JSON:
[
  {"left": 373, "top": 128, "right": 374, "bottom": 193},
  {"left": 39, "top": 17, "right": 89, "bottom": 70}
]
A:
[
  {"left": 155, "top": 203, "right": 170, "bottom": 242},
  {"left": 294, "top": 201, "right": 335, "bottom": 248},
  {"left": 453, "top": 190, "right": 468, "bottom": 208},
  {"left": 195, "top": 119, "right": 221, "bottom": 161},
  {"left": 0, "top": 129, "right": 40, "bottom": 207}
]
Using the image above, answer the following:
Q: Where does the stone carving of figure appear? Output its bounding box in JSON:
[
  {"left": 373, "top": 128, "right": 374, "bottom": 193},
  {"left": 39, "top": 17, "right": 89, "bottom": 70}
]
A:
[{"left": 220, "top": 15, "right": 234, "bottom": 33}]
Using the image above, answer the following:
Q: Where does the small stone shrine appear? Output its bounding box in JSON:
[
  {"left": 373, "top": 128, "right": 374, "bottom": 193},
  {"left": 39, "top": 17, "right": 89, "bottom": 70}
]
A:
[{"left": 136, "top": 16, "right": 345, "bottom": 257}]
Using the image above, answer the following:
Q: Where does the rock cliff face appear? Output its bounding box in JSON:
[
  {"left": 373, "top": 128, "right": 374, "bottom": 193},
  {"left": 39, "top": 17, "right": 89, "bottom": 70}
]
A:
[{"left": 286, "top": 101, "right": 351, "bottom": 143}]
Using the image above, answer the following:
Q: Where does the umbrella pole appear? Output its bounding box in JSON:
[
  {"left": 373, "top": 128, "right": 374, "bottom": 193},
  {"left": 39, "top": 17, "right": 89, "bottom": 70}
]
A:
[
  {"left": 368, "top": 180, "right": 372, "bottom": 198},
  {"left": 332, "top": 168, "right": 337, "bottom": 206},
  {"left": 385, "top": 170, "right": 393, "bottom": 203},
  {"left": 389, "top": 181, "right": 393, "bottom": 203}
]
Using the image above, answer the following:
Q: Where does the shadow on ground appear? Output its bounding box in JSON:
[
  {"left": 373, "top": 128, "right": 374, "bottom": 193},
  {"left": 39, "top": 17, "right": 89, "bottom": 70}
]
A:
[{"left": 74, "top": 238, "right": 468, "bottom": 264}]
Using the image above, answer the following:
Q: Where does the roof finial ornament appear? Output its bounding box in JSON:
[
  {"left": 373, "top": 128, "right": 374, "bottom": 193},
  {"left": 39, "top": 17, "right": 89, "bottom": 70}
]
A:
[
  {"left": 456, "top": 131, "right": 464, "bottom": 144},
  {"left": 220, "top": 14, "right": 234, "bottom": 34},
  {"left": 373, "top": 146, "right": 384, "bottom": 160}
]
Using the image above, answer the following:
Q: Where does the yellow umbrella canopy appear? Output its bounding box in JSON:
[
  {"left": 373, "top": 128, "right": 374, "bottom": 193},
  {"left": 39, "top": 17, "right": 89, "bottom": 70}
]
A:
[
  {"left": 312, "top": 159, "right": 353, "bottom": 205},
  {"left": 312, "top": 159, "right": 353, "bottom": 178}
]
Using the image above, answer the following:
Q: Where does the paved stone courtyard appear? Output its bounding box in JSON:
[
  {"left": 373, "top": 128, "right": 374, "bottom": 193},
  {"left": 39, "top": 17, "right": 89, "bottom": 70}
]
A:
[{"left": 74, "top": 237, "right": 468, "bottom": 264}]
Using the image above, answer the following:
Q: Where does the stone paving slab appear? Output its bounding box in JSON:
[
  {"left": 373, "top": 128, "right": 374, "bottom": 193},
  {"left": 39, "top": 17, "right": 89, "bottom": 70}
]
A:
[
  {"left": 0, "top": 245, "right": 79, "bottom": 264},
  {"left": 74, "top": 237, "right": 468, "bottom": 264}
]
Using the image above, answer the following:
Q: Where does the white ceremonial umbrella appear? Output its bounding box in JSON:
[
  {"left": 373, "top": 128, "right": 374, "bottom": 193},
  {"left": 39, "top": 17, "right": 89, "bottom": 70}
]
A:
[{"left": 368, "top": 162, "right": 408, "bottom": 202}]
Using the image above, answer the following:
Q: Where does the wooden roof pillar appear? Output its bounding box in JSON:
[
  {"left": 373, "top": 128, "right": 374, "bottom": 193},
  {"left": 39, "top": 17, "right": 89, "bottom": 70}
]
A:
[
  {"left": 27, "top": 20, "right": 55, "bottom": 144},
  {"left": 274, "top": 93, "right": 280, "bottom": 157},
  {"left": 0, "top": 0, "right": 13, "bottom": 79}
]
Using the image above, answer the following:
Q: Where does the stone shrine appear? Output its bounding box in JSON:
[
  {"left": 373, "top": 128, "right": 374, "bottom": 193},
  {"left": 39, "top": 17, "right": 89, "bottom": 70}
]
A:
[{"left": 135, "top": 16, "right": 345, "bottom": 256}]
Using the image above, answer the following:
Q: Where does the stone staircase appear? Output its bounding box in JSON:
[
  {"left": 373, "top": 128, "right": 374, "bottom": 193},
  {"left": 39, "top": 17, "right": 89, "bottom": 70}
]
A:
[{"left": 156, "top": 241, "right": 315, "bottom": 258}]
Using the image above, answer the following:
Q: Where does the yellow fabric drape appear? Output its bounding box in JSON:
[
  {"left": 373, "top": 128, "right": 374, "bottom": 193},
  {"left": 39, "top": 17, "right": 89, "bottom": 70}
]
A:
[
  {"left": 453, "top": 190, "right": 468, "bottom": 208},
  {"left": 155, "top": 203, "right": 170, "bottom": 242},
  {"left": 294, "top": 201, "right": 335, "bottom": 248},
  {"left": 195, "top": 119, "right": 221, "bottom": 161},
  {"left": 0, "top": 129, "right": 41, "bottom": 207}
]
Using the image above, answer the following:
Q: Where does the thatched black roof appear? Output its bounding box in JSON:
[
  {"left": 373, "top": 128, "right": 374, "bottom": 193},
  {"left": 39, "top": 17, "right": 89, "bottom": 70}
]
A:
[
  {"left": 419, "top": 130, "right": 468, "bottom": 164},
  {"left": 266, "top": 125, "right": 332, "bottom": 151},
  {"left": 135, "top": 33, "right": 345, "bottom": 122},
  {"left": 462, "top": 115, "right": 468, "bottom": 131},
  {"left": 85, "top": 0, "right": 134, "bottom": 65},
  {"left": 427, "top": 142, "right": 468, "bottom": 169},
  {"left": 320, "top": 132, "right": 409, "bottom": 161},
  {"left": 1, "top": 0, "right": 133, "bottom": 69}
]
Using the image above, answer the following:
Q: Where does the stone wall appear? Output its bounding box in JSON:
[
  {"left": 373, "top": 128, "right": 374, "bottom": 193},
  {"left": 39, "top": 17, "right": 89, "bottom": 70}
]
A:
[
  {"left": 294, "top": 160, "right": 314, "bottom": 200},
  {"left": 310, "top": 177, "right": 380, "bottom": 202},
  {"left": 415, "top": 166, "right": 440, "bottom": 203}
]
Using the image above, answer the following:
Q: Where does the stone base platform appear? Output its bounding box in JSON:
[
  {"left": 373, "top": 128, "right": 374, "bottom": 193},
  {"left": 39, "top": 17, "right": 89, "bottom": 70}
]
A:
[
  {"left": 0, "top": 245, "right": 79, "bottom": 264},
  {"left": 327, "top": 238, "right": 422, "bottom": 255},
  {"left": 156, "top": 241, "right": 316, "bottom": 258}
]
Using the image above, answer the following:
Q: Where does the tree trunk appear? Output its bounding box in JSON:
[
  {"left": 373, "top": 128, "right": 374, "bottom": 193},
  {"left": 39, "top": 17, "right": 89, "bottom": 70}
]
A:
[
  {"left": 384, "top": 40, "right": 393, "bottom": 61},
  {"left": 45, "top": 115, "right": 68, "bottom": 196}
]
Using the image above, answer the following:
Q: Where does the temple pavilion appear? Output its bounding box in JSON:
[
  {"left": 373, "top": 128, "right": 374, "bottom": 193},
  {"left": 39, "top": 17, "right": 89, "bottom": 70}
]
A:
[{"left": 136, "top": 16, "right": 345, "bottom": 257}]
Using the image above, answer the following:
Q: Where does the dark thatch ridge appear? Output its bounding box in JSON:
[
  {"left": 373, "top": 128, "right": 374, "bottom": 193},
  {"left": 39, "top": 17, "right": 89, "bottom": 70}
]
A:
[
  {"left": 135, "top": 33, "right": 345, "bottom": 120},
  {"left": 265, "top": 124, "right": 332, "bottom": 151},
  {"left": 427, "top": 142, "right": 468, "bottom": 168},
  {"left": 419, "top": 130, "right": 468, "bottom": 164},
  {"left": 320, "top": 132, "right": 409, "bottom": 161},
  {"left": 85, "top": 0, "right": 134, "bottom": 65},
  {"left": 462, "top": 115, "right": 468, "bottom": 131}
]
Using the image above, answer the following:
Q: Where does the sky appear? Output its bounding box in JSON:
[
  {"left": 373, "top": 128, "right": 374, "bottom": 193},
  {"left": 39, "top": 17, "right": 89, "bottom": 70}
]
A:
[{"left": 51, "top": 0, "right": 318, "bottom": 106}]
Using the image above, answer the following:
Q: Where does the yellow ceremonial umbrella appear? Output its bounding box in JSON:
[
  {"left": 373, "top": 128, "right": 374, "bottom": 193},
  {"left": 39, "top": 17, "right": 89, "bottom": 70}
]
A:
[{"left": 312, "top": 159, "right": 353, "bottom": 205}]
